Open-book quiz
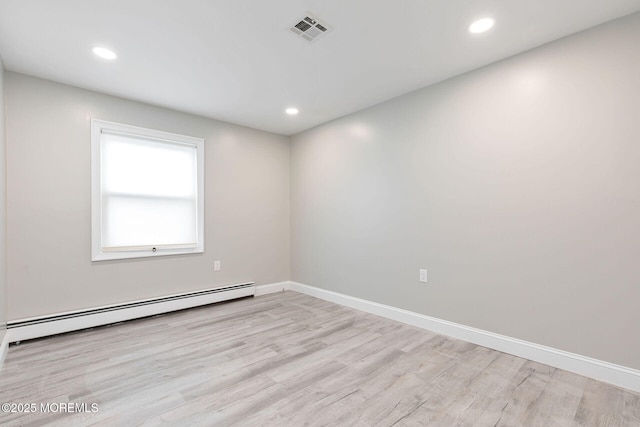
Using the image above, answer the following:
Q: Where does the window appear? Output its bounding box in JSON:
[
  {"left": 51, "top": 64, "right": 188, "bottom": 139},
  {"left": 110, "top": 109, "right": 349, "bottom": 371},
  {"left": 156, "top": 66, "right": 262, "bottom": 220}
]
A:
[{"left": 91, "top": 119, "right": 204, "bottom": 261}]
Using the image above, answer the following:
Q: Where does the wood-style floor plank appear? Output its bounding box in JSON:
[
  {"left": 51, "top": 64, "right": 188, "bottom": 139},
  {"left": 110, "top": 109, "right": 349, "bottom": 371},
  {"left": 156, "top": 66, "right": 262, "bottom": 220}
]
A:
[{"left": 0, "top": 291, "right": 638, "bottom": 426}]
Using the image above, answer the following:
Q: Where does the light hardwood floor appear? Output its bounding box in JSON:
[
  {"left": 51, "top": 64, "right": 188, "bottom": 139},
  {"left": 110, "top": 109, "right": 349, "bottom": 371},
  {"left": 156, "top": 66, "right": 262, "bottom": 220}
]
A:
[{"left": 0, "top": 291, "right": 638, "bottom": 426}]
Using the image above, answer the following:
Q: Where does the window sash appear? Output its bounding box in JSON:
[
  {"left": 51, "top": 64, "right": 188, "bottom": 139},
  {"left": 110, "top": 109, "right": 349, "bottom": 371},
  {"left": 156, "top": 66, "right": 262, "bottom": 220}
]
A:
[{"left": 101, "top": 193, "right": 199, "bottom": 249}]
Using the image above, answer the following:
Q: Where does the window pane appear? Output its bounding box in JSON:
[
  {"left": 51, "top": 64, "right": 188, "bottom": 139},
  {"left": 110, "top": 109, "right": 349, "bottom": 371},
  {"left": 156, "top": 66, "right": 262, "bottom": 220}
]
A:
[
  {"left": 102, "top": 195, "right": 197, "bottom": 248},
  {"left": 92, "top": 119, "right": 204, "bottom": 260},
  {"left": 101, "top": 133, "right": 197, "bottom": 198}
]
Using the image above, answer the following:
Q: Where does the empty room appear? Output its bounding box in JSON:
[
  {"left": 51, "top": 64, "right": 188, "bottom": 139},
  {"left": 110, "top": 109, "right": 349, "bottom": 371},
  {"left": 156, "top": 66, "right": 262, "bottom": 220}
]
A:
[{"left": 0, "top": 1, "right": 639, "bottom": 425}]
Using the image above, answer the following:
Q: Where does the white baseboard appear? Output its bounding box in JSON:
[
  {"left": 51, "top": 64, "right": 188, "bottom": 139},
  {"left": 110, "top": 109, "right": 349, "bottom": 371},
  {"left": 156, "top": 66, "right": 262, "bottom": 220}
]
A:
[
  {"left": 254, "top": 281, "right": 290, "bottom": 296},
  {"left": 0, "top": 330, "right": 9, "bottom": 371},
  {"left": 287, "top": 281, "right": 640, "bottom": 393},
  {"left": 8, "top": 283, "right": 255, "bottom": 343}
]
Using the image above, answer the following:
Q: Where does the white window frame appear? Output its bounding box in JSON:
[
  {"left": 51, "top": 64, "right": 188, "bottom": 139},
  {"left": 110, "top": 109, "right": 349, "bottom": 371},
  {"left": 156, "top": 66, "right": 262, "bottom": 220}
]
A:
[{"left": 91, "top": 119, "right": 205, "bottom": 261}]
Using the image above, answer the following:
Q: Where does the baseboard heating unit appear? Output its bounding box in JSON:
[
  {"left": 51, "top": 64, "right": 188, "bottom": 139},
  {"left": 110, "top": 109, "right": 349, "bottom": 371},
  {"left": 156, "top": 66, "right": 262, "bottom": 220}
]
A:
[{"left": 7, "top": 283, "right": 255, "bottom": 343}]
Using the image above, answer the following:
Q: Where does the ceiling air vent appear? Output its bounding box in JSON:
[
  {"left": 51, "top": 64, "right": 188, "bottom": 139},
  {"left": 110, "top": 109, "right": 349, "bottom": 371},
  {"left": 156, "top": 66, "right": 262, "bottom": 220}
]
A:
[{"left": 290, "top": 15, "right": 331, "bottom": 43}]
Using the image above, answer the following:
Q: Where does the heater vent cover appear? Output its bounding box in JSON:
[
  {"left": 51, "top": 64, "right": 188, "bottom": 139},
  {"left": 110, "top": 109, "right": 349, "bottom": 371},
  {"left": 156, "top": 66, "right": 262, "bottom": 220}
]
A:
[{"left": 290, "top": 15, "right": 331, "bottom": 43}]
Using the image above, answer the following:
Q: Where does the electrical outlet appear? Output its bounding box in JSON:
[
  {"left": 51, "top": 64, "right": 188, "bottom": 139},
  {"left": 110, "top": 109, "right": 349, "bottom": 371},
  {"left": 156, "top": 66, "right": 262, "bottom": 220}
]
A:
[
  {"left": 419, "top": 269, "right": 428, "bottom": 283},
  {"left": 214, "top": 260, "right": 221, "bottom": 271}
]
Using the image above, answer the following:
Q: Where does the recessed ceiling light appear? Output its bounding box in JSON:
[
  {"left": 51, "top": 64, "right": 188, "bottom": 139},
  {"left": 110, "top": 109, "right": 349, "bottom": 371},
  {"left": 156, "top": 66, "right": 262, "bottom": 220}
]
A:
[
  {"left": 92, "top": 46, "right": 117, "bottom": 60},
  {"left": 469, "top": 17, "right": 495, "bottom": 34},
  {"left": 285, "top": 107, "right": 299, "bottom": 115}
]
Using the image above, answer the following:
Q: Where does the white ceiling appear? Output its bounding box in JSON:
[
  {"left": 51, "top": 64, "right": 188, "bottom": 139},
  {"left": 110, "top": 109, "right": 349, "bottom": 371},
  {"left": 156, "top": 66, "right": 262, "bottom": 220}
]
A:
[{"left": 1, "top": 1, "right": 640, "bottom": 136}]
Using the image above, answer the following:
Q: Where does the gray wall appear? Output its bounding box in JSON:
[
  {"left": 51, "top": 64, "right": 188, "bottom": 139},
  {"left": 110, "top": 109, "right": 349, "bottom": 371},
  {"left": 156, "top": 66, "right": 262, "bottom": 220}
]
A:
[
  {"left": 0, "top": 59, "right": 6, "bottom": 341},
  {"left": 290, "top": 13, "right": 640, "bottom": 370},
  {"left": 6, "top": 72, "right": 290, "bottom": 320}
]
